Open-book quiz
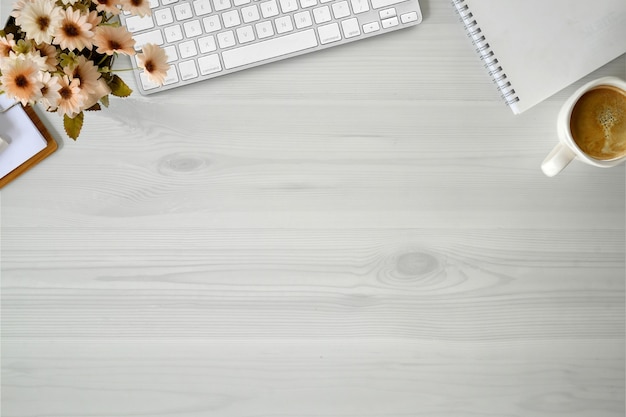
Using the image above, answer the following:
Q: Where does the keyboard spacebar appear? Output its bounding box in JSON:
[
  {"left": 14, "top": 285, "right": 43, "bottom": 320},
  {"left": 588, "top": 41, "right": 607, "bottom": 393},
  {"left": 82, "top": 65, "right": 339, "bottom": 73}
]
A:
[{"left": 222, "top": 29, "right": 318, "bottom": 70}]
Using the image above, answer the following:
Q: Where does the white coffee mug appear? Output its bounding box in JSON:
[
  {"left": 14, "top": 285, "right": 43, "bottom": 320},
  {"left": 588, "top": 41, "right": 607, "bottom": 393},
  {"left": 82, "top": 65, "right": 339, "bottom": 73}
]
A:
[{"left": 541, "top": 76, "right": 626, "bottom": 177}]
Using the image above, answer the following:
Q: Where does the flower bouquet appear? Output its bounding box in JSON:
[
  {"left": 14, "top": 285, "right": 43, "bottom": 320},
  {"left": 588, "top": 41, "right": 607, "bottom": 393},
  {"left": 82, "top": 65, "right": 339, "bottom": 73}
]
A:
[{"left": 0, "top": 0, "right": 170, "bottom": 139}]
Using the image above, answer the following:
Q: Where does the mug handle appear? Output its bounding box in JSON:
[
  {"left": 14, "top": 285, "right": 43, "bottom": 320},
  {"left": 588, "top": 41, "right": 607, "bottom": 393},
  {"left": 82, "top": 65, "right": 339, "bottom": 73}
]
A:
[{"left": 541, "top": 143, "right": 576, "bottom": 177}]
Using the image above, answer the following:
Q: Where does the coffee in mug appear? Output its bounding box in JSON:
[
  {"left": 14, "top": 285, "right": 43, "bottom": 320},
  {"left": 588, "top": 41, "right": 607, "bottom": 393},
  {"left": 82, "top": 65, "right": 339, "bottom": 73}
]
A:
[
  {"left": 569, "top": 85, "right": 626, "bottom": 160},
  {"left": 541, "top": 77, "right": 626, "bottom": 177}
]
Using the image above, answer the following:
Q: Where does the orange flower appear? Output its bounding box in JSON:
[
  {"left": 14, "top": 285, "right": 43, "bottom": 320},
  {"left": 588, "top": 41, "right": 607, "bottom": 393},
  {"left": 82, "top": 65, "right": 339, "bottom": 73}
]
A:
[
  {"left": 86, "top": 9, "right": 103, "bottom": 29},
  {"left": 83, "top": 78, "right": 112, "bottom": 109},
  {"left": 0, "top": 54, "right": 43, "bottom": 105},
  {"left": 0, "top": 34, "right": 16, "bottom": 58},
  {"left": 64, "top": 55, "right": 102, "bottom": 95},
  {"left": 93, "top": 26, "right": 136, "bottom": 56},
  {"left": 38, "top": 71, "right": 62, "bottom": 111},
  {"left": 10, "top": 0, "right": 31, "bottom": 21},
  {"left": 120, "top": 0, "right": 152, "bottom": 17},
  {"left": 56, "top": 75, "right": 85, "bottom": 117},
  {"left": 136, "top": 43, "right": 170, "bottom": 86},
  {"left": 16, "top": 0, "right": 63, "bottom": 44},
  {"left": 53, "top": 7, "right": 94, "bottom": 51},
  {"left": 92, "top": 0, "right": 123, "bottom": 15},
  {"left": 36, "top": 43, "right": 59, "bottom": 71}
]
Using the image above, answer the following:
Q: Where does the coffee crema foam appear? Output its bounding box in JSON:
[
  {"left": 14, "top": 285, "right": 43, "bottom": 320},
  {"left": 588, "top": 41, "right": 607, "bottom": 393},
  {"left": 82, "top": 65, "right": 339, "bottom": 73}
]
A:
[{"left": 570, "top": 85, "right": 626, "bottom": 160}]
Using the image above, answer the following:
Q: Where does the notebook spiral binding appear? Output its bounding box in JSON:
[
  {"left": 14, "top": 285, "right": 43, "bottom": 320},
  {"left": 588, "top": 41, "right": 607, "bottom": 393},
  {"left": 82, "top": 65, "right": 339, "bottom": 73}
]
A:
[{"left": 452, "top": 0, "right": 520, "bottom": 107}]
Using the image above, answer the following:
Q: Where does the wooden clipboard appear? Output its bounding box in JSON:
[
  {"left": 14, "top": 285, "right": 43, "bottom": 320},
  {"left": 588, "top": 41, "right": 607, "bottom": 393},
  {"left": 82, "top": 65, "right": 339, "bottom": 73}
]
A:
[{"left": 0, "top": 105, "right": 57, "bottom": 189}]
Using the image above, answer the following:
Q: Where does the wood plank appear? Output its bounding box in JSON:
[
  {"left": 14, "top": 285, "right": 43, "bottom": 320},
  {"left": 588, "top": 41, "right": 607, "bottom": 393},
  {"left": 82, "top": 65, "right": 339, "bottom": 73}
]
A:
[{"left": 2, "top": 340, "right": 624, "bottom": 417}]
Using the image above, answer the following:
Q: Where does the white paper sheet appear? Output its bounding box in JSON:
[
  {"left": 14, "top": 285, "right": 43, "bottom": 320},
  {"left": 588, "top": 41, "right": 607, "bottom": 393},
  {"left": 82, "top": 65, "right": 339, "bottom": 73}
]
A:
[{"left": 0, "top": 95, "right": 48, "bottom": 179}]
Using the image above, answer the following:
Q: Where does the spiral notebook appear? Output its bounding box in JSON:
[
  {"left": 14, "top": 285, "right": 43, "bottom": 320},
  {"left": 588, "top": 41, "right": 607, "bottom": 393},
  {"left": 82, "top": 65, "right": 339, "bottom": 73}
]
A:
[{"left": 453, "top": 0, "right": 626, "bottom": 114}]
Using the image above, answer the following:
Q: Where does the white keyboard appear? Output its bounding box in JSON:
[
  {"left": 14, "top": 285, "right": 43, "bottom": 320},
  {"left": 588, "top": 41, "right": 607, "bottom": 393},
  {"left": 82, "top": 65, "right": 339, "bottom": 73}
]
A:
[{"left": 120, "top": 0, "right": 422, "bottom": 94}]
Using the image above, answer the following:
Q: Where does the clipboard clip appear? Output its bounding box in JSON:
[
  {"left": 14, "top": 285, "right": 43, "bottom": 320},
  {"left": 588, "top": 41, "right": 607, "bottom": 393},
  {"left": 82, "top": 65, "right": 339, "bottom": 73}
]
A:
[{"left": 0, "top": 101, "right": 20, "bottom": 113}]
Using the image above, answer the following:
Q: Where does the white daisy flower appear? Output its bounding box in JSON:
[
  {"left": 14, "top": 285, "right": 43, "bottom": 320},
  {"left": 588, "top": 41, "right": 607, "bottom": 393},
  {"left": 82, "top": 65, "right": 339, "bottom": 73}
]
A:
[
  {"left": 16, "top": 0, "right": 63, "bottom": 45},
  {"left": 38, "top": 71, "right": 62, "bottom": 111}
]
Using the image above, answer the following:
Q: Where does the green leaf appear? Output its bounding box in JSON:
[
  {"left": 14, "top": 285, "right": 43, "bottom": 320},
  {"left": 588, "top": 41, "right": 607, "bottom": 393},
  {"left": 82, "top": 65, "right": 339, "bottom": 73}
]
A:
[
  {"left": 71, "top": 2, "right": 90, "bottom": 14},
  {"left": 86, "top": 103, "right": 101, "bottom": 111},
  {"left": 100, "top": 94, "right": 110, "bottom": 108},
  {"left": 108, "top": 75, "right": 133, "bottom": 97},
  {"left": 64, "top": 112, "right": 84, "bottom": 140},
  {"left": 59, "top": 51, "right": 79, "bottom": 69},
  {"left": 15, "top": 39, "right": 34, "bottom": 54}
]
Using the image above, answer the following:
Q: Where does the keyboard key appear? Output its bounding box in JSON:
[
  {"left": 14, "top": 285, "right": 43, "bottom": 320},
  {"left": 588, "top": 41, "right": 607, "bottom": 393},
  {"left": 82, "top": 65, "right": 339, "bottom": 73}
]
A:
[
  {"left": 164, "top": 25, "right": 184, "bottom": 42},
  {"left": 255, "top": 21, "right": 274, "bottom": 38},
  {"left": 217, "top": 30, "right": 236, "bottom": 48},
  {"left": 163, "top": 45, "right": 178, "bottom": 61},
  {"left": 133, "top": 30, "right": 164, "bottom": 49},
  {"left": 313, "top": 6, "right": 331, "bottom": 24},
  {"left": 300, "top": 0, "right": 316, "bottom": 7},
  {"left": 173, "top": 3, "right": 193, "bottom": 20},
  {"left": 350, "top": 0, "right": 369, "bottom": 13},
  {"left": 198, "top": 35, "right": 217, "bottom": 53},
  {"left": 178, "top": 60, "right": 199, "bottom": 80},
  {"left": 279, "top": 0, "right": 298, "bottom": 13},
  {"left": 400, "top": 11, "right": 419, "bottom": 23},
  {"left": 222, "top": 29, "right": 318, "bottom": 69},
  {"left": 162, "top": 0, "right": 178, "bottom": 5},
  {"left": 139, "top": 72, "right": 160, "bottom": 90},
  {"left": 125, "top": 15, "right": 154, "bottom": 32},
  {"left": 275, "top": 15, "right": 294, "bottom": 33},
  {"left": 379, "top": 8, "right": 395, "bottom": 19},
  {"left": 155, "top": 8, "right": 174, "bottom": 26},
  {"left": 381, "top": 16, "right": 398, "bottom": 28},
  {"left": 317, "top": 22, "right": 341, "bottom": 44},
  {"left": 260, "top": 0, "right": 279, "bottom": 18},
  {"left": 222, "top": 10, "right": 241, "bottom": 28},
  {"left": 193, "top": 0, "right": 213, "bottom": 15},
  {"left": 242, "top": 5, "right": 261, "bottom": 22},
  {"left": 184, "top": 20, "right": 203, "bottom": 37},
  {"left": 234, "top": 0, "right": 251, "bottom": 5},
  {"left": 371, "top": 0, "right": 406, "bottom": 9},
  {"left": 163, "top": 67, "right": 179, "bottom": 85},
  {"left": 198, "top": 54, "right": 222, "bottom": 74},
  {"left": 139, "top": 66, "right": 178, "bottom": 89},
  {"left": 331, "top": 1, "right": 350, "bottom": 18},
  {"left": 236, "top": 25, "right": 256, "bottom": 42},
  {"left": 362, "top": 21, "right": 379, "bottom": 33},
  {"left": 179, "top": 40, "right": 198, "bottom": 58},
  {"left": 341, "top": 17, "right": 360, "bottom": 38},
  {"left": 294, "top": 10, "right": 312, "bottom": 28},
  {"left": 202, "top": 15, "right": 222, "bottom": 32},
  {"left": 213, "top": 0, "right": 232, "bottom": 11}
]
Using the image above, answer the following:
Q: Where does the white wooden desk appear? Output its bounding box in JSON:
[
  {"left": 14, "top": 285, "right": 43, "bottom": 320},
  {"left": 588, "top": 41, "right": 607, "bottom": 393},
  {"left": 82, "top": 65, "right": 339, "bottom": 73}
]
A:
[{"left": 1, "top": 2, "right": 625, "bottom": 416}]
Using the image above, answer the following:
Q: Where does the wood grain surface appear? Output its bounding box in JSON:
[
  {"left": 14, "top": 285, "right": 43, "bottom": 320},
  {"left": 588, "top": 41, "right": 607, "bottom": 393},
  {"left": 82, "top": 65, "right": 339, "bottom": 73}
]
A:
[{"left": 1, "top": 1, "right": 624, "bottom": 416}]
